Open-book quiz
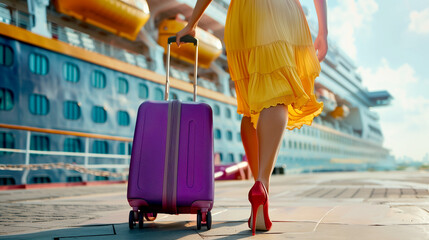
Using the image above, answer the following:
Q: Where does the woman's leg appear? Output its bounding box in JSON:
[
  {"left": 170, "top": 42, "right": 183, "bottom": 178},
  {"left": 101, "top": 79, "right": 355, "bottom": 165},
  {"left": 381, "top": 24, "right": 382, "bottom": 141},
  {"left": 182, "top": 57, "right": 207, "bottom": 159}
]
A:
[
  {"left": 256, "top": 104, "right": 288, "bottom": 193},
  {"left": 241, "top": 116, "right": 259, "bottom": 180}
]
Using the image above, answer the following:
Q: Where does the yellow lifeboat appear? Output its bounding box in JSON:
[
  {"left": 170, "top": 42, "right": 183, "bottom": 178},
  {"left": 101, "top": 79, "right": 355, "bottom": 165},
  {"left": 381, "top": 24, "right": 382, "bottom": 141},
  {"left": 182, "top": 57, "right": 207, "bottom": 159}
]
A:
[
  {"left": 158, "top": 19, "right": 223, "bottom": 68},
  {"left": 54, "top": 0, "right": 150, "bottom": 41},
  {"left": 330, "top": 105, "right": 350, "bottom": 119}
]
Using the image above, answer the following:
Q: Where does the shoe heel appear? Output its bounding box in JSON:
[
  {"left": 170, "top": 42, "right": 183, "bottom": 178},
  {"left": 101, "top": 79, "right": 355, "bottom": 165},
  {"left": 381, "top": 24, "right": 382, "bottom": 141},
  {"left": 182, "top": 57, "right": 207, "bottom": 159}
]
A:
[{"left": 250, "top": 201, "right": 262, "bottom": 235}]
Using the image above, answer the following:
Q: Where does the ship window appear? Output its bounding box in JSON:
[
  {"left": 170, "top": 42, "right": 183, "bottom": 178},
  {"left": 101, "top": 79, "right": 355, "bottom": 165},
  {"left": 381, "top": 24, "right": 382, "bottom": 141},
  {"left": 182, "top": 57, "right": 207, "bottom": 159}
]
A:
[
  {"left": 239, "top": 154, "right": 244, "bottom": 161},
  {"left": 138, "top": 83, "right": 149, "bottom": 99},
  {"left": 282, "top": 140, "right": 286, "bottom": 147},
  {"left": 154, "top": 88, "right": 164, "bottom": 100},
  {"left": 0, "top": 177, "right": 15, "bottom": 185},
  {"left": 118, "top": 111, "right": 130, "bottom": 126},
  {"left": 213, "top": 104, "right": 220, "bottom": 116},
  {"left": 237, "top": 113, "right": 242, "bottom": 121},
  {"left": 92, "top": 106, "right": 107, "bottom": 123},
  {"left": 225, "top": 108, "right": 232, "bottom": 119},
  {"left": 0, "top": 132, "right": 14, "bottom": 155},
  {"left": 29, "top": 94, "right": 49, "bottom": 115},
  {"left": 64, "top": 138, "right": 83, "bottom": 152},
  {"left": 0, "top": 44, "right": 13, "bottom": 66},
  {"left": 29, "top": 53, "right": 49, "bottom": 75},
  {"left": 288, "top": 140, "right": 292, "bottom": 148},
  {"left": 171, "top": 92, "right": 179, "bottom": 100},
  {"left": 64, "top": 101, "right": 81, "bottom": 120},
  {"left": 91, "top": 70, "right": 106, "bottom": 89},
  {"left": 95, "top": 176, "right": 109, "bottom": 181},
  {"left": 226, "top": 131, "right": 233, "bottom": 141},
  {"left": 118, "top": 142, "right": 132, "bottom": 155},
  {"left": 63, "top": 62, "right": 80, "bottom": 82},
  {"left": 117, "top": 77, "right": 128, "bottom": 94},
  {"left": 214, "top": 129, "right": 221, "bottom": 139},
  {"left": 31, "top": 135, "right": 50, "bottom": 151},
  {"left": 0, "top": 88, "right": 14, "bottom": 111},
  {"left": 31, "top": 176, "right": 51, "bottom": 184},
  {"left": 227, "top": 153, "right": 234, "bottom": 163},
  {"left": 237, "top": 132, "right": 241, "bottom": 142},
  {"left": 294, "top": 141, "right": 297, "bottom": 149},
  {"left": 93, "top": 140, "right": 108, "bottom": 154},
  {"left": 187, "top": 96, "right": 193, "bottom": 101},
  {"left": 67, "top": 176, "right": 82, "bottom": 182},
  {"left": 219, "top": 152, "right": 223, "bottom": 161}
]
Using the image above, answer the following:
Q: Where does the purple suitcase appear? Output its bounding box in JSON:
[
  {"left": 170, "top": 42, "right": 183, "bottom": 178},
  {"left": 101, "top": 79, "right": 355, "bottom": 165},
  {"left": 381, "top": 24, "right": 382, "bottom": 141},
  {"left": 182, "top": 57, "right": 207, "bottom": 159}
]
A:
[{"left": 127, "top": 36, "right": 214, "bottom": 230}]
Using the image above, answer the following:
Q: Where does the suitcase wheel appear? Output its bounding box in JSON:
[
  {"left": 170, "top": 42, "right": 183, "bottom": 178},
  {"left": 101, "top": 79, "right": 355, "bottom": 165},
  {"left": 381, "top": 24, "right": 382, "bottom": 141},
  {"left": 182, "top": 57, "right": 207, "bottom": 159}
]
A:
[
  {"left": 138, "top": 211, "right": 144, "bottom": 229},
  {"left": 196, "top": 210, "right": 212, "bottom": 230},
  {"left": 206, "top": 211, "right": 212, "bottom": 230},
  {"left": 129, "top": 210, "right": 136, "bottom": 229},
  {"left": 197, "top": 211, "right": 202, "bottom": 230},
  {"left": 145, "top": 212, "right": 157, "bottom": 221}
]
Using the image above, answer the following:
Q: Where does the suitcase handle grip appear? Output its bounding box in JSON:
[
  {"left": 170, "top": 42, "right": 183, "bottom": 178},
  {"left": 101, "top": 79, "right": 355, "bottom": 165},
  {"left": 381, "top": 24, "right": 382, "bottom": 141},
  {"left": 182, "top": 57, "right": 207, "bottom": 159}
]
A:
[
  {"left": 168, "top": 35, "right": 198, "bottom": 46},
  {"left": 165, "top": 36, "right": 199, "bottom": 102}
]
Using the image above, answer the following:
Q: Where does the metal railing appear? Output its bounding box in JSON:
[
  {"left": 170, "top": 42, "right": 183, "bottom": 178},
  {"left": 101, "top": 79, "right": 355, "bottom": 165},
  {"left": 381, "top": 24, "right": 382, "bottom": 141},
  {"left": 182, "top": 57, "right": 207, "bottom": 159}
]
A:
[{"left": 0, "top": 124, "right": 132, "bottom": 184}]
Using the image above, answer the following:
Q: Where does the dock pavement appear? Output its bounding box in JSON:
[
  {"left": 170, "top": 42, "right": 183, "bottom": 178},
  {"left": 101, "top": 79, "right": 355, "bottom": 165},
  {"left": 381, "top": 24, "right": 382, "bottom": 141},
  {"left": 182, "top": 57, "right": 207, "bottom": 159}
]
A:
[{"left": 0, "top": 171, "right": 428, "bottom": 239}]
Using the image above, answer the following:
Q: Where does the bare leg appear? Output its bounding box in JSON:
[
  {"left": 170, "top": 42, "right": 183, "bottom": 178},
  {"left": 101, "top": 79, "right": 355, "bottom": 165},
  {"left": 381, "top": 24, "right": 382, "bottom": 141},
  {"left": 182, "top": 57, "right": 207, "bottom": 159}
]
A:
[
  {"left": 241, "top": 116, "right": 259, "bottom": 180},
  {"left": 256, "top": 104, "right": 288, "bottom": 193}
]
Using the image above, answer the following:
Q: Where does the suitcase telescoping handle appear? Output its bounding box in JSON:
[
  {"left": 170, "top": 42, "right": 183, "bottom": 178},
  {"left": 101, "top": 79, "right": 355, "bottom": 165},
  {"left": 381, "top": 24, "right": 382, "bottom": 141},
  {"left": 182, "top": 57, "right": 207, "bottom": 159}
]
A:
[{"left": 166, "top": 35, "right": 199, "bottom": 102}]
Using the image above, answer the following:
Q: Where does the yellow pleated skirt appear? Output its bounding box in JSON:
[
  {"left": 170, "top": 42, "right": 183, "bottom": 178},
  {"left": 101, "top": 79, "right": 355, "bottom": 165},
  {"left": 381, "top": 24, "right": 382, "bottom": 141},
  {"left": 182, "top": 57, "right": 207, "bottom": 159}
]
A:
[{"left": 224, "top": 0, "right": 324, "bottom": 130}]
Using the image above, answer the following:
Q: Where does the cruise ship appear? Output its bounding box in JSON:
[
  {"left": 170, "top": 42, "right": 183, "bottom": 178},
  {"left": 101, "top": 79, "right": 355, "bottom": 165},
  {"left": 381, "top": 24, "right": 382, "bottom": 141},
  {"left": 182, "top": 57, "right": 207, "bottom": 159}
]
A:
[{"left": 0, "top": 0, "right": 394, "bottom": 186}]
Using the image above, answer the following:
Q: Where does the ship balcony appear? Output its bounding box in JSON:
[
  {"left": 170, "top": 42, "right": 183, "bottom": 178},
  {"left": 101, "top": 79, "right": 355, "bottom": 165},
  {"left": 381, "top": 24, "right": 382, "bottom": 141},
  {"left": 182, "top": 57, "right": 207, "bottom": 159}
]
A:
[{"left": 366, "top": 90, "right": 393, "bottom": 107}]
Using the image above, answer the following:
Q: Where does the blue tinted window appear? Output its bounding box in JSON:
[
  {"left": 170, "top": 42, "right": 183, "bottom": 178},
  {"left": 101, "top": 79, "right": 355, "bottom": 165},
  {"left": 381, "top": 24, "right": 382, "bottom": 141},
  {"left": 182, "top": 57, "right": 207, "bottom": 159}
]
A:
[
  {"left": 227, "top": 131, "right": 233, "bottom": 141},
  {"left": 213, "top": 105, "right": 220, "bottom": 116},
  {"left": 0, "top": 44, "right": 13, "bottom": 66},
  {"left": 118, "top": 111, "right": 130, "bottom": 126},
  {"left": 91, "top": 70, "right": 106, "bottom": 89},
  {"left": 64, "top": 138, "right": 82, "bottom": 152},
  {"left": 118, "top": 142, "right": 132, "bottom": 155},
  {"left": 31, "top": 135, "right": 50, "bottom": 151},
  {"left": 171, "top": 92, "right": 178, "bottom": 100},
  {"left": 64, "top": 101, "right": 81, "bottom": 120},
  {"left": 237, "top": 132, "right": 241, "bottom": 142},
  {"left": 138, "top": 83, "right": 149, "bottom": 99},
  {"left": 0, "top": 132, "right": 14, "bottom": 155},
  {"left": 31, "top": 176, "right": 51, "bottom": 183},
  {"left": 225, "top": 108, "right": 232, "bottom": 119},
  {"left": 0, "top": 177, "right": 16, "bottom": 185},
  {"left": 219, "top": 152, "right": 223, "bottom": 161},
  {"left": 63, "top": 62, "right": 79, "bottom": 82},
  {"left": 214, "top": 129, "right": 221, "bottom": 139},
  {"left": 92, "top": 106, "right": 107, "bottom": 123},
  {"left": 67, "top": 176, "right": 82, "bottom": 182},
  {"left": 154, "top": 88, "right": 163, "bottom": 100},
  {"left": 29, "top": 94, "right": 49, "bottom": 115},
  {"left": 29, "top": 53, "right": 48, "bottom": 75},
  {"left": 93, "top": 140, "right": 108, "bottom": 154},
  {"left": 227, "top": 153, "right": 234, "bottom": 163},
  {"left": 117, "top": 77, "right": 128, "bottom": 94},
  {"left": 0, "top": 88, "right": 14, "bottom": 111}
]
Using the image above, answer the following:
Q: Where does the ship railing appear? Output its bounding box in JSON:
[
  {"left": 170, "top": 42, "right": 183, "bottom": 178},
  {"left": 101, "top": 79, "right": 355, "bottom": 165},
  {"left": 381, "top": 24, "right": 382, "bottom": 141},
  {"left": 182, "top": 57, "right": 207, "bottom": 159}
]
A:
[{"left": 0, "top": 123, "right": 132, "bottom": 184}]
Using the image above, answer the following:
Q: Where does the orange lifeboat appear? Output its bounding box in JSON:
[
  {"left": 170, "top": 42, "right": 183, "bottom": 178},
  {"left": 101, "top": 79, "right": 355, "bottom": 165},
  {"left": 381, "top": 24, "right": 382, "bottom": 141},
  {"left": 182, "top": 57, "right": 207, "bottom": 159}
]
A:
[
  {"left": 330, "top": 105, "right": 350, "bottom": 119},
  {"left": 54, "top": 0, "right": 150, "bottom": 41},
  {"left": 158, "top": 19, "right": 223, "bottom": 68}
]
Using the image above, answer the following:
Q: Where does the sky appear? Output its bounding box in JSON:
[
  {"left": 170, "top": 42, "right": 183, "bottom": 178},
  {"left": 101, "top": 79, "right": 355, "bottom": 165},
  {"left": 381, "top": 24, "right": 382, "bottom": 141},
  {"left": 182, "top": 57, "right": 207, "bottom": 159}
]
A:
[{"left": 301, "top": 0, "right": 429, "bottom": 161}]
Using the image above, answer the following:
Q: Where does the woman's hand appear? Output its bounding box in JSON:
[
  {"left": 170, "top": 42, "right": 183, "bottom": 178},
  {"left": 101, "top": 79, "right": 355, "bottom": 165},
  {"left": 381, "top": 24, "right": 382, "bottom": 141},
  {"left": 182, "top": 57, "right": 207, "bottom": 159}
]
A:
[
  {"left": 175, "top": 25, "right": 196, "bottom": 47},
  {"left": 314, "top": 33, "right": 328, "bottom": 62}
]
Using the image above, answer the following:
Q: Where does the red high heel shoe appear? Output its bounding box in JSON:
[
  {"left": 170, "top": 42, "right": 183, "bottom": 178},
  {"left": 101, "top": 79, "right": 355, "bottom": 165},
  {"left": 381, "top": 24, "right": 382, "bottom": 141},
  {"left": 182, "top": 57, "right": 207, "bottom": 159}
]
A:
[{"left": 248, "top": 181, "right": 272, "bottom": 235}]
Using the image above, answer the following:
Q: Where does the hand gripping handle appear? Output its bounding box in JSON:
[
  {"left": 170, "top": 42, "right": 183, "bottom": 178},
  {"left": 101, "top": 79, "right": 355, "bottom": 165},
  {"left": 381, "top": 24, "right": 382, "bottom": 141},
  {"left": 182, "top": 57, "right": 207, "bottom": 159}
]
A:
[
  {"left": 165, "top": 35, "right": 199, "bottom": 102},
  {"left": 168, "top": 35, "right": 198, "bottom": 46}
]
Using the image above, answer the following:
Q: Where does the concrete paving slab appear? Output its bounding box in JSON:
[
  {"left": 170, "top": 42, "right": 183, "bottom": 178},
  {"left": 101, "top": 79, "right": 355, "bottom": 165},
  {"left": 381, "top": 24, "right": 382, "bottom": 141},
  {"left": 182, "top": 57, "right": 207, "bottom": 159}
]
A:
[{"left": 0, "top": 171, "right": 428, "bottom": 239}]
